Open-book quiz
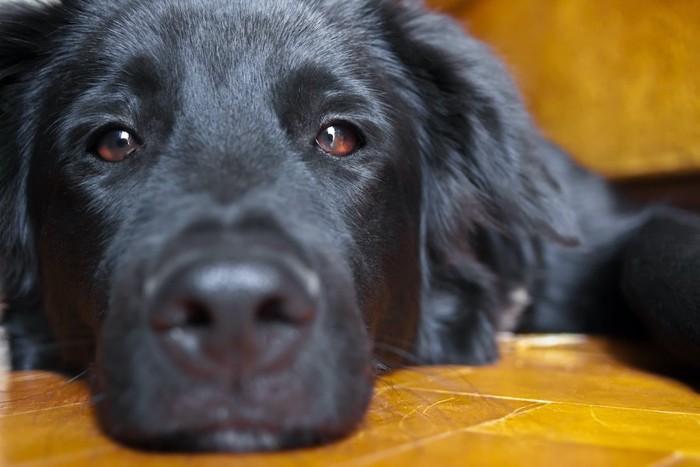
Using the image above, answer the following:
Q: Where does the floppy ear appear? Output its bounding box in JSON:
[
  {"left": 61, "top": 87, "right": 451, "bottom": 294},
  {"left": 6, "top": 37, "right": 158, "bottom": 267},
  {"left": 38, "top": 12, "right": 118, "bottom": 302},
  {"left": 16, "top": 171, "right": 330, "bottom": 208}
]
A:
[
  {"left": 385, "top": 3, "right": 580, "bottom": 244},
  {"left": 0, "top": 1, "right": 72, "bottom": 369},
  {"left": 380, "top": 2, "right": 581, "bottom": 364}
]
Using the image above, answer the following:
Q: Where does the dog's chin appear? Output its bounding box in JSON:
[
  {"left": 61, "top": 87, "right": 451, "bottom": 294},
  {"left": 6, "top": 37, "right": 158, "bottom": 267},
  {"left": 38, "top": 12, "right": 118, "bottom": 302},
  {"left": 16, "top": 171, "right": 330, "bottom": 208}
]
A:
[
  {"left": 91, "top": 365, "right": 375, "bottom": 453},
  {"left": 91, "top": 355, "right": 375, "bottom": 453},
  {"left": 114, "top": 425, "right": 351, "bottom": 453}
]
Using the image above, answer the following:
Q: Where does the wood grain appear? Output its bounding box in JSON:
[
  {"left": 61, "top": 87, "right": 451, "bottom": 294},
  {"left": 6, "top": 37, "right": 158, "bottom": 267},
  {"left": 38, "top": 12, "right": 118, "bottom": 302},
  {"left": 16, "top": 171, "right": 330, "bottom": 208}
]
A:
[{"left": 2, "top": 335, "right": 700, "bottom": 465}]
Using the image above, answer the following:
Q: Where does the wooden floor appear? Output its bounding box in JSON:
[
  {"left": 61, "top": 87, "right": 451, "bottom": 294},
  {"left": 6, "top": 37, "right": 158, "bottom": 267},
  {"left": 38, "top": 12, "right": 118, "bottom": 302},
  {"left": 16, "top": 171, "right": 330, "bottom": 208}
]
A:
[{"left": 2, "top": 335, "right": 700, "bottom": 466}]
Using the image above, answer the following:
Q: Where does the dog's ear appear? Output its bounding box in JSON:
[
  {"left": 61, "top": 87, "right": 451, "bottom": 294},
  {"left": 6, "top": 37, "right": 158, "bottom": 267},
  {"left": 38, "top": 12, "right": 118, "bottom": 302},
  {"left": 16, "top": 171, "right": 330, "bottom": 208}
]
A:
[
  {"left": 383, "top": 2, "right": 580, "bottom": 246},
  {"left": 0, "top": 1, "right": 70, "bottom": 295},
  {"left": 379, "top": 2, "right": 581, "bottom": 364},
  {"left": 0, "top": 1, "right": 73, "bottom": 368}
]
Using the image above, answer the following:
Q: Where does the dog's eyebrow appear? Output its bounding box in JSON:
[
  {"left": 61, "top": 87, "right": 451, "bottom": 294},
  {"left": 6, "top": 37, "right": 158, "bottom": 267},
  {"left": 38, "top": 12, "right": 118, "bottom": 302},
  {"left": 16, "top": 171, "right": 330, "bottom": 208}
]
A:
[
  {"left": 272, "top": 62, "right": 395, "bottom": 126},
  {"left": 114, "top": 54, "right": 173, "bottom": 98}
]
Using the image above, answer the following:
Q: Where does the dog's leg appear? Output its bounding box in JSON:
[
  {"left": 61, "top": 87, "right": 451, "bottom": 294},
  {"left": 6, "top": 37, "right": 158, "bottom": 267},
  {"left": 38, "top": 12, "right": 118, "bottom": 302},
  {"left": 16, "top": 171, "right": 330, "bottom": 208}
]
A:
[{"left": 620, "top": 207, "right": 700, "bottom": 367}]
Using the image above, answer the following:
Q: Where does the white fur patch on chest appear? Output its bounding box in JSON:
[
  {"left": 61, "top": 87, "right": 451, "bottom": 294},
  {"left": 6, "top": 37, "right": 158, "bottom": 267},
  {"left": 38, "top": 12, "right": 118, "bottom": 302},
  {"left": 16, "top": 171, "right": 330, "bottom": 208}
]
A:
[{"left": 498, "top": 287, "right": 531, "bottom": 331}]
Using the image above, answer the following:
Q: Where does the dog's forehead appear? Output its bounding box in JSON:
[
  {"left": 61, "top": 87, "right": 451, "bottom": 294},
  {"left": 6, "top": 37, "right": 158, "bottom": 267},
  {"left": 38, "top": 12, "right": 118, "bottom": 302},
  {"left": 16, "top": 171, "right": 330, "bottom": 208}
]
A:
[
  {"left": 93, "top": 0, "right": 370, "bottom": 61},
  {"left": 65, "top": 0, "right": 385, "bottom": 104},
  {"left": 45, "top": 0, "right": 399, "bottom": 137}
]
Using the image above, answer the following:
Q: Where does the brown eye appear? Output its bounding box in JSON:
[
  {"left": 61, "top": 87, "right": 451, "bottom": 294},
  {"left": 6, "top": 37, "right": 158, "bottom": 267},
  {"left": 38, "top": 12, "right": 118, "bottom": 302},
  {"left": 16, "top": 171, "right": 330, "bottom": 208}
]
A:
[
  {"left": 94, "top": 129, "right": 142, "bottom": 162},
  {"left": 315, "top": 124, "right": 360, "bottom": 157}
]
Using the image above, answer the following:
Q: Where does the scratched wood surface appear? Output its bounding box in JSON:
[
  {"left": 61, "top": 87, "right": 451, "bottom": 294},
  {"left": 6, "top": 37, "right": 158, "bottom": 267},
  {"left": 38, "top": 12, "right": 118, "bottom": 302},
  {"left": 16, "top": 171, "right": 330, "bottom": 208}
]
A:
[
  {"left": 2, "top": 335, "right": 700, "bottom": 466},
  {"left": 428, "top": 0, "right": 700, "bottom": 179}
]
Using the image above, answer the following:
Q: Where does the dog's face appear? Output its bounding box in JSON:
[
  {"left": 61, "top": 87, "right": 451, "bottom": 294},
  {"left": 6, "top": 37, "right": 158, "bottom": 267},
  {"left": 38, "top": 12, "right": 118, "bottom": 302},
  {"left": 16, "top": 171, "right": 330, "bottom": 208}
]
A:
[{"left": 0, "top": 0, "right": 578, "bottom": 452}]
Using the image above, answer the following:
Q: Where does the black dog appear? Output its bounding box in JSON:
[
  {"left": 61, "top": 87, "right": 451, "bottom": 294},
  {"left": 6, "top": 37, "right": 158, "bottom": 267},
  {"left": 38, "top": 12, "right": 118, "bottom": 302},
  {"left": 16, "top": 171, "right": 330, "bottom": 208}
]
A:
[{"left": 1, "top": 0, "right": 698, "bottom": 453}]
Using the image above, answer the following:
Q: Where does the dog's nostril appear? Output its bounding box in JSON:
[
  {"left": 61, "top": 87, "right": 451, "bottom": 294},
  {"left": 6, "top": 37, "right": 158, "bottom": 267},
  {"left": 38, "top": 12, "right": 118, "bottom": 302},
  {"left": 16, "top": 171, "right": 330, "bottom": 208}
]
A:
[
  {"left": 256, "top": 297, "right": 287, "bottom": 324},
  {"left": 151, "top": 298, "right": 214, "bottom": 332},
  {"left": 179, "top": 299, "right": 213, "bottom": 328},
  {"left": 255, "top": 296, "right": 313, "bottom": 325}
]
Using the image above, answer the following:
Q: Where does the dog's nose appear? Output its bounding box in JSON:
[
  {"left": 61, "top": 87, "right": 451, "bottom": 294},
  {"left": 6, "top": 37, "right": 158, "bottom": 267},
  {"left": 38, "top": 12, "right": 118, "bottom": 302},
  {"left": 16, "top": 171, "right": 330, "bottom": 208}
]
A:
[{"left": 148, "top": 255, "right": 317, "bottom": 380}]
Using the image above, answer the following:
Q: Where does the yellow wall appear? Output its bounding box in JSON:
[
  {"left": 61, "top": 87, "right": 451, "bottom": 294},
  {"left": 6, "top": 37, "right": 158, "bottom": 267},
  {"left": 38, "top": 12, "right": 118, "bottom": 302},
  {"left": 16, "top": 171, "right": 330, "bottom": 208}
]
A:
[{"left": 429, "top": 0, "right": 700, "bottom": 179}]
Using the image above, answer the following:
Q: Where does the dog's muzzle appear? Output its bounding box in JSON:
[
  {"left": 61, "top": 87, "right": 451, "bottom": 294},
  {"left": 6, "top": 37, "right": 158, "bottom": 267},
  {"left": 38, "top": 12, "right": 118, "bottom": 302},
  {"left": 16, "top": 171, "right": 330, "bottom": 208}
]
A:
[{"left": 94, "top": 220, "right": 374, "bottom": 452}]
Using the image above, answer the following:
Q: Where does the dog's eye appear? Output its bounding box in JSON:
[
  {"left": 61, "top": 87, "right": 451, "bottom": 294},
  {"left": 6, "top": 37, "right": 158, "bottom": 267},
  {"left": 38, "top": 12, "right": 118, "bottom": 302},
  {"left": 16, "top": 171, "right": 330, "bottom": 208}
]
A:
[
  {"left": 93, "top": 129, "right": 142, "bottom": 162},
  {"left": 316, "top": 124, "right": 360, "bottom": 157}
]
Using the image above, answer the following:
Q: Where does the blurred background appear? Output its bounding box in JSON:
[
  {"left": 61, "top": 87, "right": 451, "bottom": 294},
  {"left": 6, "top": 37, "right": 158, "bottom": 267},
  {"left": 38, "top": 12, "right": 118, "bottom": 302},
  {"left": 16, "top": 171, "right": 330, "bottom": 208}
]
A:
[{"left": 429, "top": 0, "right": 700, "bottom": 211}]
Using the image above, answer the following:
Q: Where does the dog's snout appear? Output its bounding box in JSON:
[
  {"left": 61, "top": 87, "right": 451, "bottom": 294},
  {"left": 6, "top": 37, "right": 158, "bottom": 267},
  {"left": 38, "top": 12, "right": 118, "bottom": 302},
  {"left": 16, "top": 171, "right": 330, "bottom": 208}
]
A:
[{"left": 149, "top": 255, "right": 317, "bottom": 379}]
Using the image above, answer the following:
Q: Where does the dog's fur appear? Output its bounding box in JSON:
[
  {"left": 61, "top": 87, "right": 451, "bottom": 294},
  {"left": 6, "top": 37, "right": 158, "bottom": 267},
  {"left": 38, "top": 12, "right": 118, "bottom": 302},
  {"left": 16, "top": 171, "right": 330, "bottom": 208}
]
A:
[{"left": 1, "top": 0, "right": 699, "bottom": 453}]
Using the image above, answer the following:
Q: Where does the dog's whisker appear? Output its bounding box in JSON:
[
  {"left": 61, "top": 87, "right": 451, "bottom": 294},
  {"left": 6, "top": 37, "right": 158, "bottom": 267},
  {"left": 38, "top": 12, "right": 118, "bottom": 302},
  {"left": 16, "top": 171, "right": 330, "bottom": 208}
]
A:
[
  {"left": 373, "top": 342, "right": 424, "bottom": 367},
  {"left": 58, "top": 367, "right": 92, "bottom": 385}
]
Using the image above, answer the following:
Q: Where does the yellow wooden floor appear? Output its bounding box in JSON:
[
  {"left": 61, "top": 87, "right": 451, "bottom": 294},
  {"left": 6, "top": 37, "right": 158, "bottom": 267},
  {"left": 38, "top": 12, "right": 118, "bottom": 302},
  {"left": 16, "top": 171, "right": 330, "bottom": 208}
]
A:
[{"left": 2, "top": 335, "right": 700, "bottom": 466}]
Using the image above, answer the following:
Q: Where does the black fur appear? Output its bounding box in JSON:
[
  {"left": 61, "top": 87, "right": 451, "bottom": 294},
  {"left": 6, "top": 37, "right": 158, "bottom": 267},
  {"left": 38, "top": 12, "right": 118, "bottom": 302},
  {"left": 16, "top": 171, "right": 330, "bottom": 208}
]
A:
[{"left": 1, "top": 0, "right": 698, "bottom": 452}]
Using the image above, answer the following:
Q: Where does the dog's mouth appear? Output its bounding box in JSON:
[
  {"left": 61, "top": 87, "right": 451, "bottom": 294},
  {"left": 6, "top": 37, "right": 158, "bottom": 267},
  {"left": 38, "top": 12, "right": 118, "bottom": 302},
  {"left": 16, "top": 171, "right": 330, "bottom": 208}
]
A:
[
  {"left": 119, "top": 425, "right": 346, "bottom": 453},
  {"left": 94, "top": 370, "right": 376, "bottom": 452}
]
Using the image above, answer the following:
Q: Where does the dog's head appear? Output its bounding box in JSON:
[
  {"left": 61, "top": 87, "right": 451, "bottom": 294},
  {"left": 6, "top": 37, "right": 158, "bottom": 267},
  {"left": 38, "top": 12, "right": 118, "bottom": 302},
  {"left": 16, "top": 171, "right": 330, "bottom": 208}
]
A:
[{"left": 0, "top": 0, "right": 577, "bottom": 452}]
